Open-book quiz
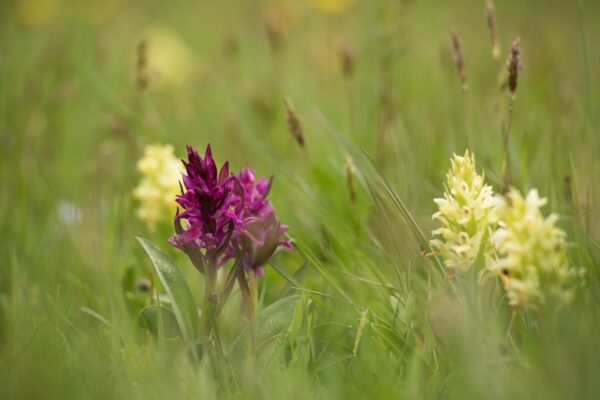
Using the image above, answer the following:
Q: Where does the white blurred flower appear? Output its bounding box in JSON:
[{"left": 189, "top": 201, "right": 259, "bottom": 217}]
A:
[
  {"left": 430, "top": 151, "right": 499, "bottom": 271},
  {"left": 57, "top": 200, "right": 83, "bottom": 226},
  {"left": 488, "top": 189, "right": 578, "bottom": 308},
  {"left": 133, "top": 144, "right": 182, "bottom": 231}
]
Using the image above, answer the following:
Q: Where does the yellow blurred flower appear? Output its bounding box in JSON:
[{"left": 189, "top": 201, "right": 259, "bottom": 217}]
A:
[
  {"left": 16, "top": 0, "right": 60, "bottom": 28},
  {"left": 71, "top": 0, "right": 123, "bottom": 26},
  {"left": 133, "top": 144, "right": 182, "bottom": 231},
  {"left": 137, "top": 26, "right": 194, "bottom": 89},
  {"left": 309, "top": 0, "right": 353, "bottom": 14},
  {"left": 430, "top": 151, "right": 499, "bottom": 271},
  {"left": 488, "top": 189, "right": 579, "bottom": 309}
]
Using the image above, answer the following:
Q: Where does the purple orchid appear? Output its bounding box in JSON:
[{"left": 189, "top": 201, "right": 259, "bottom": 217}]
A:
[
  {"left": 227, "top": 167, "right": 292, "bottom": 276},
  {"left": 170, "top": 145, "right": 290, "bottom": 276},
  {"left": 169, "top": 144, "right": 238, "bottom": 268}
]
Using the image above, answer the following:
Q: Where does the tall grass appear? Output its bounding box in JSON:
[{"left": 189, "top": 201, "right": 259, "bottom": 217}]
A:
[{"left": 1, "top": 0, "right": 600, "bottom": 399}]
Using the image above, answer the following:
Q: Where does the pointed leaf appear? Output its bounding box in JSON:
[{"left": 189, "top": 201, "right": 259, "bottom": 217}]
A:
[
  {"left": 139, "top": 305, "right": 182, "bottom": 339},
  {"left": 137, "top": 237, "right": 199, "bottom": 343},
  {"left": 257, "top": 295, "right": 301, "bottom": 342}
]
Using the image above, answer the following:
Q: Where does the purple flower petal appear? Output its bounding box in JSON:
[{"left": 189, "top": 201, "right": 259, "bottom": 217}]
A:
[{"left": 170, "top": 144, "right": 290, "bottom": 276}]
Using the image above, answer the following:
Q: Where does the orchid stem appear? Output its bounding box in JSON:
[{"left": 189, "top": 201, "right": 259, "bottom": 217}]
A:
[
  {"left": 203, "top": 264, "right": 227, "bottom": 382},
  {"left": 248, "top": 271, "right": 258, "bottom": 356},
  {"left": 237, "top": 266, "right": 257, "bottom": 357}
]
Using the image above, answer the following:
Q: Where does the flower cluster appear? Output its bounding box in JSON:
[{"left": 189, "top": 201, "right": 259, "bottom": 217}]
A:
[
  {"left": 431, "top": 150, "right": 580, "bottom": 309},
  {"left": 169, "top": 145, "right": 290, "bottom": 276},
  {"left": 227, "top": 167, "right": 292, "bottom": 276},
  {"left": 134, "top": 144, "right": 182, "bottom": 231},
  {"left": 430, "top": 151, "right": 499, "bottom": 271},
  {"left": 488, "top": 189, "right": 577, "bottom": 308}
]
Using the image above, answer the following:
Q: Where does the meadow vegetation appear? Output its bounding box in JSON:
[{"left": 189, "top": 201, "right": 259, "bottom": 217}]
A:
[{"left": 1, "top": 0, "right": 600, "bottom": 398}]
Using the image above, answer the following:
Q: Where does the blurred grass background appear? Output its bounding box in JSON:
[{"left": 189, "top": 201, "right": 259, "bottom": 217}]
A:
[{"left": 1, "top": 0, "right": 600, "bottom": 398}]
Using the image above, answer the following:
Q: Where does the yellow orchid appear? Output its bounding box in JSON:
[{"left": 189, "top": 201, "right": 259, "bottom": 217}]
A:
[{"left": 134, "top": 144, "right": 182, "bottom": 231}]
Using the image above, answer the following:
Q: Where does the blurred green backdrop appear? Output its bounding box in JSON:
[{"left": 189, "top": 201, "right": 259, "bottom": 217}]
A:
[{"left": 1, "top": 0, "right": 600, "bottom": 399}]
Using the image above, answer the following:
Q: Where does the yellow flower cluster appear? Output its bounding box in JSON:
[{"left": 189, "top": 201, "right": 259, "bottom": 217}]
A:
[
  {"left": 431, "top": 150, "right": 580, "bottom": 309},
  {"left": 133, "top": 144, "right": 182, "bottom": 231},
  {"left": 488, "top": 189, "right": 577, "bottom": 308},
  {"left": 430, "top": 151, "right": 499, "bottom": 271}
]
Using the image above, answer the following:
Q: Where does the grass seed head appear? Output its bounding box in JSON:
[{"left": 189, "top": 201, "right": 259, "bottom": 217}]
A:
[
  {"left": 486, "top": 0, "right": 501, "bottom": 59},
  {"left": 136, "top": 39, "right": 148, "bottom": 89},
  {"left": 507, "top": 38, "right": 523, "bottom": 95},
  {"left": 344, "top": 154, "right": 357, "bottom": 204},
  {"left": 284, "top": 97, "right": 305, "bottom": 147},
  {"left": 450, "top": 29, "right": 468, "bottom": 91},
  {"left": 337, "top": 37, "right": 355, "bottom": 77}
]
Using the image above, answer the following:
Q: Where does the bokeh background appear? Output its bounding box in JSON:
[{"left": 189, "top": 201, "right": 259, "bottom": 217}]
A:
[{"left": 1, "top": 0, "right": 600, "bottom": 398}]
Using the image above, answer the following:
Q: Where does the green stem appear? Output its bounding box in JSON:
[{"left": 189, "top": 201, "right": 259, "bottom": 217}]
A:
[
  {"left": 237, "top": 266, "right": 257, "bottom": 356},
  {"left": 203, "top": 266, "right": 217, "bottom": 335},
  {"left": 577, "top": 0, "right": 596, "bottom": 133},
  {"left": 203, "top": 264, "right": 227, "bottom": 384},
  {"left": 502, "top": 95, "right": 515, "bottom": 192}
]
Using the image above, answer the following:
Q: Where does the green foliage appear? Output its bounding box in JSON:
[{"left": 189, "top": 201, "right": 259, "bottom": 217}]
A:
[{"left": 2, "top": 0, "right": 600, "bottom": 399}]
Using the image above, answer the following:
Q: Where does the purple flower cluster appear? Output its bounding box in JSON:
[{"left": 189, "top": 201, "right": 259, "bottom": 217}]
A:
[
  {"left": 170, "top": 145, "right": 291, "bottom": 276},
  {"left": 228, "top": 167, "right": 292, "bottom": 276}
]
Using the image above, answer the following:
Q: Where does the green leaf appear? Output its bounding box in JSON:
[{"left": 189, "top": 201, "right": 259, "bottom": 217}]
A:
[
  {"left": 138, "top": 305, "right": 182, "bottom": 339},
  {"left": 121, "top": 266, "right": 135, "bottom": 292},
  {"left": 257, "top": 295, "right": 301, "bottom": 342},
  {"left": 137, "top": 237, "right": 199, "bottom": 344}
]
